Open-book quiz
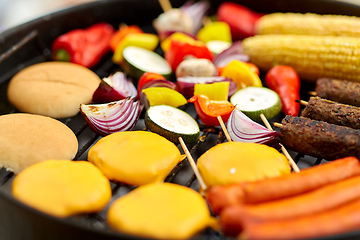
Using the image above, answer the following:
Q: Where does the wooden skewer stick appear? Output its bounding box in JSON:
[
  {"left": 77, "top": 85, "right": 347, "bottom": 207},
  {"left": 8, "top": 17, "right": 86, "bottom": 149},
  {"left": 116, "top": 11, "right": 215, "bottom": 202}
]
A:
[
  {"left": 260, "top": 114, "right": 300, "bottom": 173},
  {"left": 217, "top": 115, "right": 232, "bottom": 142},
  {"left": 158, "top": 0, "right": 172, "bottom": 12},
  {"left": 178, "top": 137, "right": 207, "bottom": 191},
  {"left": 274, "top": 122, "right": 282, "bottom": 128},
  {"left": 296, "top": 99, "right": 308, "bottom": 106},
  {"left": 309, "top": 91, "right": 317, "bottom": 96}
]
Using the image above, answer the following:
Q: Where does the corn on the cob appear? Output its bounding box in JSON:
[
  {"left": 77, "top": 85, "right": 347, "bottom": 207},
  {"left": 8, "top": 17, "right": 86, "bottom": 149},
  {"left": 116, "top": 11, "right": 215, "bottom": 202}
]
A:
[
  {"left": 242, "top": 34, "right": 360, "bottom": 82},
  {"left": 256, "top": 12, "right": 360, "bottom": 37}
]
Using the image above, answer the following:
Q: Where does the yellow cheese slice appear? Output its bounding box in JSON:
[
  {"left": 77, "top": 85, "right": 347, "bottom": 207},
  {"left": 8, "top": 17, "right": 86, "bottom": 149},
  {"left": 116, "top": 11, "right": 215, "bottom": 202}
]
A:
[
  {"left": 88, "top": 131, "right": 181, "bottom": 186},
  {"left": 197, "top": 141, "right": 291, "bottom": 188},
  {"left": 107, "top": 182, "right": 217, "bottom": 239},
  {"left": 12, "top": 160, "right": 111, "bottom": 218}
]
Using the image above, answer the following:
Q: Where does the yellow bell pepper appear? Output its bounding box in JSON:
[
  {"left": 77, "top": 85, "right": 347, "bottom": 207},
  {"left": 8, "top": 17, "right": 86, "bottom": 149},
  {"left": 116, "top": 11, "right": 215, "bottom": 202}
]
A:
[
  {"left": 196, "top": 21, "right": 232, "bottom": 43},
  {"left": 220, "top": 60, "right": 262, "bottom": 90},
  {"left": 193, "top": 82, "right": 230, "bottom": 101},
  {"left": 142, "top": 87, "right": 187, "bottom": 107},
  {"left": 112, "top": 33, "right": 159, "bottom": 64},
  {"left": 160, "top": 32, "right": 197, "bottom": 53}
]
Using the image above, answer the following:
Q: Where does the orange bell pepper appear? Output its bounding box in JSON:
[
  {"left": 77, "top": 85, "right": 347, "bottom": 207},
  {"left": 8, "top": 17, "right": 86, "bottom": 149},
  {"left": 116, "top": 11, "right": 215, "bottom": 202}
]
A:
[
  {"left": 109, "top": 25, "right": 143, "bottom": 52},
  {"left": 188, "top": 94, "right": 235, "bottom": 126}
]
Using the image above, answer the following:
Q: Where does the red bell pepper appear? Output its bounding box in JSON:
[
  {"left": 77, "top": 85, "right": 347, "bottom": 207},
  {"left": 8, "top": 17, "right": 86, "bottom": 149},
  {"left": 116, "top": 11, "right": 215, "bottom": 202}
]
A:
[
  {"left": 137, "top": 72, "right": 166, "bottom": 98},
  {"left": 165, "top": 40, "right": 213, "bottom": 72},
  {"left": 265, "top": 65, "right": 301, "bottom": 116},
  {"left": 51, "top": 22, "right": 115, "bottom": 69},
  {"left": 217, "top": 2, "right": 264, "bottom": 40},
  {"left": 188, "top": 94, "right": 235, "bottom": 126}
]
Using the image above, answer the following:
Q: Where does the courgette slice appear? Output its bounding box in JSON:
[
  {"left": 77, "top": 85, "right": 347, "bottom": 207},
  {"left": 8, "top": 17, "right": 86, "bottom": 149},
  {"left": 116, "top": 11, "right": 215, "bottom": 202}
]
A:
[
  {"left": 145, "top": 105, "right": 200, "bottom": 145},
  {"left": 230, "top": 86, "right": 282, "bottom": 122},
  {"left": 121, "top": 46, "right": 172, "bottom": 81}
]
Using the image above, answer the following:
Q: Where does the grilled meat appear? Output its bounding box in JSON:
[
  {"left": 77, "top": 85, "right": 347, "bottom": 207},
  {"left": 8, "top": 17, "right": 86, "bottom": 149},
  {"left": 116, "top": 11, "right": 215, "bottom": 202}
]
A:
[
  {"left": 279, "top": 116, "right": 360, "bottom": 160},
  {"left": 315, "top": 78, "right": 360, "bottom": 107},
  {"left": 301, "top": 97, "right": 360, "bottom": 129}
]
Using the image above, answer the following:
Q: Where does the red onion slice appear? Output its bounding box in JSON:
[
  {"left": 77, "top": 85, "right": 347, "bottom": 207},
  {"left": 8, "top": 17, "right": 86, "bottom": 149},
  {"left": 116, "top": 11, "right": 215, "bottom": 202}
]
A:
[
  {"left": 227, "top": 109, "right": 280, "bottom": 144},
  {"left": 92, "top": 72, "right": 137, "bottom": 103},
  {"left": 177, "top": 76, "right": 237, "bottom": 99},
  {"left": 213, "top": 41, "right": 250, "bottom": 67},
  {"left": 80, "top": 97, "right": 143, "bottom": 136},
  {"left": 181, "top": 0, "right": 210, "bottom": 35}
]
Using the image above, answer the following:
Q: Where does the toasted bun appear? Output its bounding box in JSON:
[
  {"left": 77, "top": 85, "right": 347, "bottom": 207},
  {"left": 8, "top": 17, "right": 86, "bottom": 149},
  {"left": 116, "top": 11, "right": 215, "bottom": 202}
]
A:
[
  {"left": 0, "top": 113, "right": 78, "bottom": 173},
  {"left": 7, "top": 61, "right": 101, "bottom": 118}
]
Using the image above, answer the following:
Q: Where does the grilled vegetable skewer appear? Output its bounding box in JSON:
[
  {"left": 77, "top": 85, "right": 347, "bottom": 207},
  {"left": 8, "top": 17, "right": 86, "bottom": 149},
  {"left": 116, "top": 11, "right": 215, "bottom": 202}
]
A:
[
  {"left": 300, "top": 97, "right": 360, "bottom": 129},
  {"left": 274, "top": 116, "right": 360, "bottom": 161},
  {"left": 314, "top": 78, "right": 360, "bottom": 107}
]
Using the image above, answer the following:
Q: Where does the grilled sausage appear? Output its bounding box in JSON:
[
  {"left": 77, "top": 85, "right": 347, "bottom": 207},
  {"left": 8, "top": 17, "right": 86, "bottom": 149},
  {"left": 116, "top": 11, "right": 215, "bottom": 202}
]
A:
[
  {"left": 219, "top": 174, "right": 360, "bottom": 235},
  {"left": 239, "top": 199, "right": 360, "bottom": 240},
  {"left": 315, "top": 78, "right": 360, "bottom": 107},
  {"left": 279, "top": 116, "right": 360, "bottom": 160},
  {"left": 301, "top": 96, "right": 360, "bottom": 129},
  {"left": 206, "top": 156, "right": 360, "bottom": 215}
]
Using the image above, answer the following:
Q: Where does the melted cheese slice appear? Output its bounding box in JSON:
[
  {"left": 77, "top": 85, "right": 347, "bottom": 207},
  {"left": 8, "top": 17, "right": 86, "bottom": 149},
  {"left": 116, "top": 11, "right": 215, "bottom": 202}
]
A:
[
  {"left": 107, "top": 182, "right": 217, "bottom": 239},
  {"left": 198, "top": 142, "right": 291, "bottom": 188},
  {"left": 88, "top": 131, "right": 180, "bottom": 186},
  {"left": 12, "top": 160, "right": 111, "bottom": 218}
]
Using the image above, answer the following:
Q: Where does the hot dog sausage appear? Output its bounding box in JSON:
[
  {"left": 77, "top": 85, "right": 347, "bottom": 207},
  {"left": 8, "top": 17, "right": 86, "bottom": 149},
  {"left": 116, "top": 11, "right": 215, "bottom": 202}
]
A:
[
  {"left": 239, "top": 199, "right": 360, "bottom": 240},
  {"left": 206, "top": 156, "right": 360, "bottom": 215}
]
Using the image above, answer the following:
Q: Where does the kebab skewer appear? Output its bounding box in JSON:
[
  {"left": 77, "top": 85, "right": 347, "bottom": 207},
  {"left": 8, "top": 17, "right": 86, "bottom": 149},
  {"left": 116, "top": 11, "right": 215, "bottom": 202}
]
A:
[
  {"left": 299, "top": 96, "right": 360, "bottom": 129},
  {"left": 273, "top": 116, "right": 360, "bottom": 161},
  {"left": 312, "top": 78, "right": 360, "bottom": 107}
]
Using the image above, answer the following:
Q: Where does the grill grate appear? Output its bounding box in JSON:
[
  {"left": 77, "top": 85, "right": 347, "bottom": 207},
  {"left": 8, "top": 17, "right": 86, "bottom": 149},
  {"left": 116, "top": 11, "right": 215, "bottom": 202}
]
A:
[{"left": 0, "top": 20, "right": 337, "bottom": 240}]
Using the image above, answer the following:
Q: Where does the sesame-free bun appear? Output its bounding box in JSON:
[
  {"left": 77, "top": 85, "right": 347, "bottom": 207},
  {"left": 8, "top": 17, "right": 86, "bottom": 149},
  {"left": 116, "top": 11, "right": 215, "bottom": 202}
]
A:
[
  {"left": 7, "top": 61, "right": 101, "bottom": 118},
  {"left": 0, "top": 113, "right": 78, "bottom": 174}
]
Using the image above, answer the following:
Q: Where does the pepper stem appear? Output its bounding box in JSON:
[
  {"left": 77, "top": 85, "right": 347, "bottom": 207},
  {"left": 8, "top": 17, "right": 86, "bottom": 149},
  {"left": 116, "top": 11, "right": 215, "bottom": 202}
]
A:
[{"left": 54, "top": 49, "right": 70, "bottom": 62}]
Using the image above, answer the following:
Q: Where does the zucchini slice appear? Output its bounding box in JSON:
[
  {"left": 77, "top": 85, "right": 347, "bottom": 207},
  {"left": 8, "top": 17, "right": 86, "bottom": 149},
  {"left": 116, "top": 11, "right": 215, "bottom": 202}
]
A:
[
  {"left": 121, "top": 46, "right": 172, "bottom": 80},
  {"left": 230, "top": 86, "right": 282, "bottom": 122},
  {"left": 145, "top": 105, "right": 200, "bottom": 145}
]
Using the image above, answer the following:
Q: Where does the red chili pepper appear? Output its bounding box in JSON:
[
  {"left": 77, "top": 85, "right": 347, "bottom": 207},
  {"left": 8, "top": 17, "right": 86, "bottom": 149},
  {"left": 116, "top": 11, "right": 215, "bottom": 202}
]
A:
[
  {"left": 51, "top": 22, "right": 115, "bottom": 69},
  {"left": 265, "top": 65, "right": 301, "bottom": 116},
  {"left": 188, "top": 94, "right": 235, "bottom": 126},
  {"left": 217, "top": 2, "right": 264, "bottom": 40},
  {"left": 137, "top": 72, "right": 166, "bottom": 98},
  {"left": 164, "top": 40, "right": 213, "bottom": 72}
]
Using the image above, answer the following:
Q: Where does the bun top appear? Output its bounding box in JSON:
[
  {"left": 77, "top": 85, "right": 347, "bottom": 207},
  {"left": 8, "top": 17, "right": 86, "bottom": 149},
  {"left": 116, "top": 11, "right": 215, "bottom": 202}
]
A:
[
  {"left": 0, "top": 113, "right": 78, "bottom": 173},
  {"left": 7, "top": 61, "right": 101, "bottom": 118}
]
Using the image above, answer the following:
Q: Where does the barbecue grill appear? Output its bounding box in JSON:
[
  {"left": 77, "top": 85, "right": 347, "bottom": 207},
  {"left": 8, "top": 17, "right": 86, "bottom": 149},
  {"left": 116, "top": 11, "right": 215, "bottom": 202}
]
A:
[{"left": 1, "top": 0, "right": 360, "bottom": 239}]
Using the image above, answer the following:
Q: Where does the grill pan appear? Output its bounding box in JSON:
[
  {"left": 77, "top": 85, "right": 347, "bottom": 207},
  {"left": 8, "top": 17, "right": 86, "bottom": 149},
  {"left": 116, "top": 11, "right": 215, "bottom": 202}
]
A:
[{"left": 1, "top": 0, "right": 360, "bottom": 239}]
